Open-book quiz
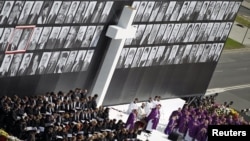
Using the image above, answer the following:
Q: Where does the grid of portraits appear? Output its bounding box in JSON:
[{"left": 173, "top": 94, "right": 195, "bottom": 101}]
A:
[
  {"left": 116, "top": 43, "right": 224, "bottom": 68},
  {"left": 0, "top": 1, "right": 114, "bottom": 25},
  {"left": 0, "top": 49, "right": 95, "bottom": 77}
]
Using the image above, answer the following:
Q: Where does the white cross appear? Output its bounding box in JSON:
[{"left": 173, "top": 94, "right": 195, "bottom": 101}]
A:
[{"left": 91, "top": 6, "right": 137, "bottom": 107}]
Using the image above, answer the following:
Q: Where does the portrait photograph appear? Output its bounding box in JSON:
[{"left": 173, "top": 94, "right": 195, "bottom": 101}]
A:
[
  {"left": 197, "top": 1, "right": 209, "bottom": 21},
  {"left": 187, "top": 44, "right": 199, "bottom": 63},
  {"left": 54, "top": 51, "right": 69, "bottom": 73},
  {"left": 155, "top": 2, "right": 169, "bottom": 22},
  {"left": 0, "top": 28, "right": 14, "bottom": 51},
  {"left": 0, "top": 1, "right": 14, "bottom": 25},
  {"left": 210, "top": 1, "right": 222, "bottom": 20},
  {"left": 159, "top": 46, "right": 171, "bottom": 65},
  {"left": 36, "top": 52, "right": 51, "bottom": 75},
  {"left": 214, "top": 22, "right": 226, "bottom": 41},
  {"left": 170, "top": 1, "right": 183, "bottom": 21},
  {"left": 134, "top": 1, "right": 148, "bottom": 22},
  {"left": 45, "top": 27, "right": 61, "bottom": 49},
  {"left": 81, "top": 50, "right": 94, "bottom": 71},
  {"left": 175, "top": 23, "right": 188, "bottom": 43},
  {"left": 201, "top": 22, "right": 214, "bottom": 42},
  {"left": 213, "top": 43, "right": 224, "bottom": 62},
  {"left": 184, "top": 1, "right": 196, "bottom": 21},
  {"left": 63, "top": 50, "right": 78, "bottom": 73},
  {"left": 73, "top": 26, "right": 87, "bottom": 48},
  {"left": 71, "top": 50, "right": 86, "bottom": 72},
  {"left": 55, "top": 1, "right": 71, "bottom": 24},
  {"left": 173, "top": 45, "right": 185, "bottom": 64},
  {"left": 168, "top": 24, "right": 181, "bottom": 43},
  {"left": 131, "top": 1, "right": 140, "bottom": 10},
  {"left": 131, "top": 24, "right": 146, "bottom": 45},
  {"left": 138, "top": 47, "right": 151, "bottom": 67},
  {"left": 203, "top": 1, "right": 216, "bottom": 21},
  {"left": 228, "top": 1, "right": 241, "bottom": 21},
  {"left": 27, "top": 1, "right": 43, "bottom": 24},
  {"left": 140, "top": 24, "right": 153, "bottom": 45},
  {"left": 116, "top": 48, "right": 129, "bottom": 69},
  {"left": 37, "top": 1, "right": 53, "bottom": 24},
  {"left": 99, "top": 1, "right": 113, "bottom": 23},
  {"left": 7, "top": 53, "right": 23, "bottom": 77},
  {"left": 17, "top": 27, "right": 34, "bottom": 51},
  {"left": 145, "top": 46, "right": 158, "bottom": 67},
  {"left": 17, "top": 1, "right": 33, "bottom": 24},
  {"left": 55, "top": 26, "right": 70, "bottom": 49},
  {"left": 131, "top": 47, "right": 144, "bottom": 68},
  {"left": 207, "top": 43, "right": 218, "bottom": 62},
  {"left": 81, "top": 26, "right": 96, "bottom": 48},
  {"left": 123, "top": 48, "right": 137, "bottom": 68},
  {"left": 81, "top": 1, "right": 97, "bottom": 23},
  {"left": 208, "top": 22, "right": 220, "bottom": 41},
  {"left": 148, "top": 1, "right": 161, "bottom": 22},
  {"left": 147, "top": 24, "right": 160, "bottom": 45},
  {"left": 177, "top": 1, "right": 190, "bottom": 22},
  {"left": 154, "top": 24, "right": 167, "bottom": 44},
  {"left": 46, "top": 1, "right": 62, "bottom": 24},
  {"left": 220, "top": 22, "right": 232, "bottom": 41},
  {"left": 180, "top": 44, "right": 192, "bottom": 64},
  {"left": 73, "top": 1, "right": 89, "bottom": 23},
  {"left": 90, "top": 26, "right": 104, "bottom": 47},
  {"left": 195, "top": 23, "right": 208, "bottom": 42},
  {"left": 162, "top": 1, "right": 176, "bottom": 22},
  {"left": 90, "top": 1, "right": 105, "bottom": 23},
  {"left": 194, "top": 44, "right": 205, "bottom": 63},
  {"left": 216, "top": 1, "right": 229, "bottom": 20},
  {"left": 0, "top": 54, "right": 14, "bottom": 77},
  {"left": 152, "top": 46, "right": 165, "bottom": 66},
  {"left": 37, "top": 27, "right": 52, "bottom": 50},
  {"left": 189, "top": 23, "right": 201, "bottom": 42},
  {"left": 141, "top": 1, "right": 154, "bottom": 22},
  {"left": 46, "top": 51, "right": 60, "bottom": 74},
  {"left": 64, "top": 1, "right": 79, "bottom": 24},
  {"left": 190, "top": 1, "right": 203, "bottom": 21},
  {"left": 17, "top": 53, "right": 33, "bottom": 76},
  {"left": 6, "top": 28, "right": 23, "bottom": 52},
  {"left": 199, "top": 44, "right": 212, "bottom": 63},
  {"left": 8, "top": 1, "right": 24, "bottom": 25},
  {"left": 27, "top": 27, "right": 43, "bottom": 50},
  {"left": 167, "top": 45, "right": 179, "bottom": 64},
  {"left": 64, "top": 26, "right": 78, "bottom": 49},
  {"left": 161, "top": 24, "right": 174, "bottom": 44}
]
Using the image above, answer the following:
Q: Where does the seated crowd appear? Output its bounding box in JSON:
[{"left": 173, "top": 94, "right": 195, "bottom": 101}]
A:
[{"left": 0, "top": 88, "right": 141, "bottom": 141}]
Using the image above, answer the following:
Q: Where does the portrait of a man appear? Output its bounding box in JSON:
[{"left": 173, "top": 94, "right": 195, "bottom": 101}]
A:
[
  {"left": 36, "top": 52, "right": 51, "bottom": 75},
  {"left": 81, "top": 26, "right": 96, "bottom": 48},
  {"left": 17, "top": 28, "right": 34, "bottom": 51},
  {"left": 7, "top": 28, "right": 22, "bottom": 51},
  {"left": 46, "top": 1, "right": 61, "bottom": 24},
  {"left": 71, "top": 50, "right": 86, "bottom": 72},
  {"left": 46, "top": 51, "right": 60, "bottom": 74},
  {"left": 81, "top": 1, "right": 97, "bottom": 23},
  {"left": 8, "top": 1, "right": 24, "bottom": 25},
  {"left": 0, "top": 54, "right": 13, "bottom": 77},
  {"left": 55, "top": 1, "right": 71, "bottom": 24},
  {"left": 45, "top": 27, "right": 61, "bottom": 49},
  {"left": 99, "top": 1, "right": 113, "bottom": 23},
  {"left": 18, "top": 1, "right": 33, "bottom": 24},
  {"left": 37, "top": 27, "right": 52, "bottom": 49},
  {"left": 27, "top": 1, "right": 43, "bottom": 24},
  {"left": 116, "top": 48, "right": 129, "bottom": 68},
  {"left": 64, "top": 1, "right": 79, "bottom": 23},
  {"left": 123, "top": 48, "right": 136, "bottom": 68},
  {"left": 28, "top": 27, "right": 42, "bottom": 50},
  {"left": 54, "top": 51, "right": 69, "bottom": 73},
  {"left": 64, "top": 26, "right": 78, "bottom": 48},
  {"left": 63, "top": 51, "right": 77, "bottom": 73},
  {"left": 55, "top": 26, "right": 70, "bottom": 49},
  {"left": 89, "top": 26, "right": 104, "bottom": 47},
  {"left": 8, "top": 54, "right": 23, "bottom": 77},
  {"left": 73, "top": 1, "right": 89, "bottom": 23},
  {"left": 90, "top": 1, "right": 105, "bottom": 23},
  {"left": 17, "top": 53, "right": 33, "bottom": 76},
  {"left": 0, "top": 28, "right": 13, "bottom": 51},
  {"left": 0, "top": 1, "right": 14, "bottom": 24},
  {"left": 81, "top": 50, "right": 94, "bottom": 71}
]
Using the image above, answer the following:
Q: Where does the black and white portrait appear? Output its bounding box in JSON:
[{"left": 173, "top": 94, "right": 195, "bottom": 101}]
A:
[
  {"left": 0, "top": 28, "right": 13, "bottom": 51},
  {"left": 46, "top": 1, "right": 62, "bottom": 24},
  {"left": 8, "top": 1, "right": 24, "bottom": 25},
  {"left": 216, "top": 1, "right": 229, "bottom": 20},
  {"left": 208, "top": 22, "right": 220, "bottom": 41},
  {"left": 194, "top": 44, "right": 205, "bottom": 63},
  {"left": 152, "top": 46, "right": 165, "bottom": 66},
  {"left": 203, "top": 1, "right": 216, "bottom": 20},
  {"left": 63, "top": 51, "right": 78, "bottom": 73},
  {"left": 141, "top": 1, "right": 154, "bottom": 22},
  {"left": 123, "top": 48, "right": 136, "bottom": 68},
  {"left": 17, "top": 53, "right": 33, "bottom": 76},
  {"left": 134, "top": 1, "right": 147, "bottom": 22},
  {"left": 64, "top": 26, "right": 78, "bottom": 49},
  {"left": 71, "top": 50, "right": 86, "bottom": 72},
  {"left": 90, "top": 1, "right": 105, "bottom": 23},
  {"left": 187, "top": 44, "right": 199, "bottom": 63},
  {"left": 189, "top": 23, "right": 201, "bottom": 42},
  {"left": 147, "top": 24, "right": 160, "bottom": 44},
  {"left": 17, "top": 28, "right": 34, "bottom": 50},
  {"left": 190, "top": 1, "right": 203, "bottom": 21},
  {"left": 207, "top": 43, "right": 218, "bottom": 62},
  {"left": 177, "top": 1, "right": 190, "bottom": 21},
  {"left": 81, "top": 26, "right": 96, "bottom": 48},
  {"left": 167, "top": 45, "right": 179, "bottom": 64},
  {"left": 46, "top": 51, "right": 60, "bottom": 74},
  {"left": 90, "top": 26, "right": 104, "bottom": 47},
  {"left": 199, "top": 44, "right": 212, "bottom": 63},
  {"left": 140, "top": 24, "right": 153, "bottom": 45},
  {"left": 64, "top": 1, "right": 79, "bottom": 23},
  {"left": 184, "top": 1, "right": 196, "bottom": 21},
  {"left": 18, "top": 1, "right": 33, "bottom": 24},
  {"left": 197, "top": 1, "right": 209, "bottom": 21},
  {"left": 170, "top": 1, "right": 183, "bottom": 21},
  {"left": 73, "top": 1, "right": 89, "bottom": 23},
  {"left": 214, "top": 22, "right": 226, "bottom": 41},
  {"left": 55, "top": 1, "right": 71, "bottom": 24},
  {"left": 138, "top": 47, "right": 151, "bottom": 67},
  {"left": 125, "top": 25, "right": 138, "bottom": 45},
  {"left": 173, "top": 45, "right": 185, "bottom": 64},
  {"left": 81, "top": 1, "right": 97, "bottom": 23},
  {"left": 220, "top": 22, "right": 232, "bottom": 41},
  {"left": 148, "top": 1, "right": 161, "bottom": 22},
  {"left": 45, "top": 27, "right": 61, "bottom": 49},
  {"left": 117, "top": 48, "right": 129, "bottom": 68},
  {"left": 26, "top": 53, "right": 41, "bottom": 75},
  {"left": 28, "top": 27, "right": 42, "bottom": 50},
  {"left": 0, "top": 1, "right": 14, "bottom": 24},
  {"left": 213, "top": 43, "right": 224, "bottom": 62},
  {"left": 223, "top": 1, "right": 235, "bottom": 20},
  {"left": 175, "top": 23, "right": 188, "bottom": 43},
  {"left": 168, "top": 24, "right": 181, "bottom": 43},
  {"left": 210, "top": 1, "right": 222, "bottom": 20},
  {"left": 180, "top": 44, "right": 192, "bottom": 64},
  {"left": 55, "top": 26, "right": 70, "bottom": 49},
  {"left": 145, "top": 47, "right": 158, "bottom": 67},
  {"left": 131, "top": 24, "right": 146, "bottom": 45},
  {"left": 7, "top": 28, "right": 23, "bottom": 51},
  {"left": 37, "top": 1, "right": 53, "bottom": 24},
  {"left": 195, "top": 23, "right": 207, "bottom": 42},
  {"left": 161, "top": 24, "right": 174, "bottom": 43},
  {"left": 228, "top": 1, "right": 241, "bottom": 21},
  {"left": 99, "top": 1, "right": 113, "bottom": 23},
  {"left": 159, "top": 46, "right": 171, "bottom": 65},
  {"left": 54, "top": 51, "right": 69, "bottom": 73},
  {"left": 154, "top": 24, "right": 167, "bottom": 44},
  {"left": 155, "top": 2, "right": 168, "bottom": 22},
  {"left": 36, "top": 52, "right": 51, "bottom": 75},
  {"left": 131, "top": 47, "right": 144, "bottom": 68},
  {"left": 37, "top": 27, "right": 52, "bottom": 50},
  {"left": 73, "top": 26, "right": 87, "bottom": 48},
  {"left": 81, "top": 50, "right": 94, "bottom": 71},
  {"left": 163, "top": 1, "right": 176, "bottom": 22},
  {"left": 7, "top": 53, "right": 23, "bottom": 77},
  {"left": 0, "top": 54, "right": 13, "bottom": 77},
  {"left": 201, "top": 23, "right": 214, "bottom": 42},
  {"left": 27, "top": 1, "right": 43, "bottom": 24}
]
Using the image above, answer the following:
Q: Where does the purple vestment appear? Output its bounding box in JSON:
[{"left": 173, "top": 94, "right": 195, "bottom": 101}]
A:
[{"left": 146, "top": 107, "right": 160, "bottom": 130}]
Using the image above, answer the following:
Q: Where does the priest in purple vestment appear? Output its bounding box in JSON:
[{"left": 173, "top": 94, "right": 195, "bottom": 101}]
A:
[
  {"left": 146, "top": 104, "right": 161, "bottom": 131},
  {"left": 164, "top": 114, "right": 178, "bottom": 135},
  {"left": 125, "top": 109, "right": 138, "bottom": 131}
]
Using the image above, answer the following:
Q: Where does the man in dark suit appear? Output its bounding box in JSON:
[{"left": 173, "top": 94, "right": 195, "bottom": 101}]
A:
[
  {"left": 27, "top": 1, "right": 43, "bottom": 24},
  {"left": 0, "top": 2, "right": 12, "bottom": 24},
  {"left": 36, "top": 53, "right": 50, "bottom": 75},
  {"left": 0, "top": 55, "right": 12, "bottom": 77},
  {"left": 8, "top": 2, "right": 22, "bottom": 25},
  {"left": 55, "top": 27, "right": 69, "bottom": 49},
  {"left": 18, "top": 2, "right": 32, "bottom": 24},
  {"left": 7, "top": 54, "right": 23, "bottom": 77},
  {"left": 47, "top": 2, "right": 60, "bottom": 24},
  {"left": 63, "top": 51, "right": 77, "bottom": 73},
  {"left": 64, "top": 27, "right": 77, "bottom": 48},
  {"left": 45, "top": 27, "right": 60, "bottom": 49},
  {"left": 64, "top": 1, "right": 78, "bottom": 23},
  {"left": 17, "top": 54, "right": 32, "bottom": 76},
  {"left": 54, "top": 52, "right": 68, "bottom": 73},
  {"left": 0, "top": 28, "right": 11, "bottom": 51}
]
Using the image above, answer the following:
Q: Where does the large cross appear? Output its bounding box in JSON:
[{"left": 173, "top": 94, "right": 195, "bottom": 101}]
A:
[{"left": 90, "top": 6, "right": 137, "bottom": 107}]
